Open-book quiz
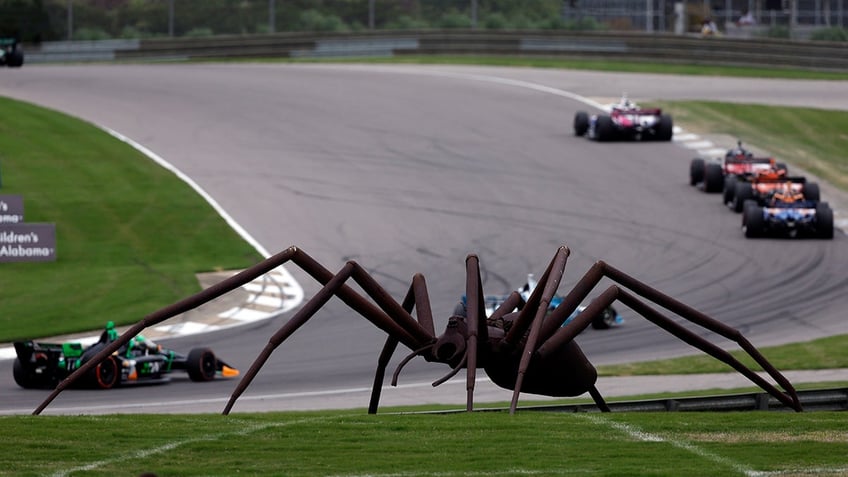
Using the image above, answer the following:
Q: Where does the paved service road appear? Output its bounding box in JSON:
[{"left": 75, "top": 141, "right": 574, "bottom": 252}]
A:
[{"left": 1, "top": 64, "right": 846, "bottom": 414}]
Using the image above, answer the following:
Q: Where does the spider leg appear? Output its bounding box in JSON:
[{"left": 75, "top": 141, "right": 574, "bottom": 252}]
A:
[
  {"left": 534, "top": 261, "right": 802, "bottom": 412},
  {"left": 224, "top": 259, "right": 437, "bottom": 414},
  {"left": 463, "top": 254, "right": 488, "bottom": 411},
  {"left": 503, "top": 246, "right": 570, "bottom": 348},
  {"left": 508, "top": 246, "right": 570, "bottom": 413},
  {"left": 34, "top": 246, "right": 304, "bottom": 415},
  {"left": 369, "top": 275, "right": 434, "bottom": 414}
]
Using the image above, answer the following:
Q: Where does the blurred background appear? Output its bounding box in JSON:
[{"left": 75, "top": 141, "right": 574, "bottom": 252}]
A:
[{"left": 1, "top": 0, "right": 846, "bottom": 44}]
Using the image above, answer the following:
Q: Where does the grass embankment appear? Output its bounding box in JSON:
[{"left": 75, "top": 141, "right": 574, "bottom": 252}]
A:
[
  {"left": 3, "top": 411, "right": 847, "bottom": 476},
  {"left": 281, "top": 54, "right": 848, "bottom": 80},
  {"left": 0, "top": 98, "right": 263, "bottom": 342}
]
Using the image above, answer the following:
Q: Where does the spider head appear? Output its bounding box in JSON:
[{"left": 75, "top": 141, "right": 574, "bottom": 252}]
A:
[{"left": 432, "top": 315, "right": 468, "bottom": 366}]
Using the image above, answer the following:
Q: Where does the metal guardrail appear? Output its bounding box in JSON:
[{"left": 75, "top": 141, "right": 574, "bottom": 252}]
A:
[
  {"left": 520, "top": 387, "right": 848, "bottom": 413},
  {"left": 22, "top": 30, "right": 848, "bottom": 71},
  {"left": 419, "top": 387, "right": 848, "bottom": 414}
]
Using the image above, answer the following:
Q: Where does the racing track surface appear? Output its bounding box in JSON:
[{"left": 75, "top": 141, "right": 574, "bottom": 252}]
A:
[{"left": 1, "top": 64, "right": 847, "bottom": 414}]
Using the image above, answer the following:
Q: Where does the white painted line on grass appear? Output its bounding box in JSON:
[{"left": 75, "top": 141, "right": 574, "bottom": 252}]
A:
[
  {"left": 49, "top": 416, "right": 343, "bottom": 477},
  {"left": 573, "top": 413, "right": 758, "bottom": 476}
]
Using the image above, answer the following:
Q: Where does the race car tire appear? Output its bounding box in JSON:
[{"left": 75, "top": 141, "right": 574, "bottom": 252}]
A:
[
  {"left": 723, "top": 175, "right": 738, "bottom": 205},
  {"left": 187, "top": 347, "right": 217, "bottom": 382},
  {"left": 591, "top": 307, "right": 618, "bottom": 330},
  {"left": 689, "top": 158, "right": 705, "bottom": 186},
  {"left": 703, "top": 163, "right": 724, "bottom": 193},
  {"left": 655, "top": 114, "right": 673, "bottom": 141},
  {"left": 6, "top": 50, "right": 23, "bottom": 67},
  {"left": 595, "top": 115, "right": 615, "bottom": 141},
  {"left": 816, "top": 202, "right": 834, "bottom": 239},
  {"left": 733, "top": 182, "right": 754, "bottom": 212},
  {"left": 743, "top": 203, "right": 764, "bottom": 238},
  {"left": 573, "top": 111, "right": 589, "bottom": 136},
  {"left": 12, "top": 357, "right": 50, "bottom": 389},
  {"left": 85, "top": 356, "right": 119, "bottom": 389},
  {"left": 804, "top": 182, "right": 820, "bottom": 202}
]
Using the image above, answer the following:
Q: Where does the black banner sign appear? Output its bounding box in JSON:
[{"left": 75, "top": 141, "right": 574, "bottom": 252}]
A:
[
  {"left": 0, "top": 223, "right": 57, "bottom": 262},
  {"left": 0, "top": 195, "right": 24, "bottom": 224}
]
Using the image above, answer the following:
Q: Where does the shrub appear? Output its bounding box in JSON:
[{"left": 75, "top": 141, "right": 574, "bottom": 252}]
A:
[
  {"left": 384, "top": 15, "right": 430, "bottom": 30},
  {"left": 184, "top": 27, "right": 214, "bottom": 37},
  {"left": 73, "top": 28, "right": 111, "bottom": 41},
  {"left": 761, "top": 25, "right": 790, "bottom": 38},
  {"left": 297, "top": 10, "right": 347, "bottom": 32},
  {"left": 810, "top": 27, "right": 848, "bottom": 42},
  {"left": 438, "top": 11, "right": 472, "bottom": 29}
]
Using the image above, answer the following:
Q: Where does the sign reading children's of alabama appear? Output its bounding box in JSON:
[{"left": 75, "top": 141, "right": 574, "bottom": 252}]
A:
[
  {"left": 0, "top": 195, "right": 24, "bottom": 223},
  {"left": 0, "top": 223, "right": 56, "bottom": 262}
]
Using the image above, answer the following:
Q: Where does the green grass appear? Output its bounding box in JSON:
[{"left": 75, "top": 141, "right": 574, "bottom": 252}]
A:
[
  {"left": 267, "top": 54, "right": 848, "bottom": 80},
  {"left": 0, "top": 98, "right": 263, "bottom": 342},
  {"left": 2, "top": 410, "right": 847, "bottom": 477},
  {"left": 655, "top": 100, "right": 848, "bottom": 191}
]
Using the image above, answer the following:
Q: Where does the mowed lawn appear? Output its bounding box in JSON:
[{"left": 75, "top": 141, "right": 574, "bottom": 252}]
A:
[
  {"left": 3, "top": 410, "right": 847, "bottom": 477},
  {"left": 0, "top": 97, "right": 263, "bottom": 342}
]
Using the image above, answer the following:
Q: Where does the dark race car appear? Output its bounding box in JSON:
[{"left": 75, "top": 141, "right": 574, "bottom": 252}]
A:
[
  {"left": 458, "top": 274, "right": 623, "bottom": 331},
  {"left": 689, "top": 141, "right": 787, "bottom": 194},
  {"left": 0, "top": 37, "right": 24, "bottom": 67},
  {"left": 12, "top": 322, "right": 239, "bottom": 389},
  {"left": 574, "top": 95, "right": 673, "bottom": 142},
  {"left": 742, "top": 185, "right": 834, "bottom": 239}
]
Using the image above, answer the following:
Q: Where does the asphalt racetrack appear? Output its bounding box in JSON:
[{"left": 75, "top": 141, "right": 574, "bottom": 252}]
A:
[{"left": 1, "top": 64, "right": 847, "bottom": 415}]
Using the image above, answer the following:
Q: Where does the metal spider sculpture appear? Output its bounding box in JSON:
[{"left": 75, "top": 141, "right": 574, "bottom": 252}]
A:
[{"left": 33, "top": 245, "right": 802, "bottom": 415}]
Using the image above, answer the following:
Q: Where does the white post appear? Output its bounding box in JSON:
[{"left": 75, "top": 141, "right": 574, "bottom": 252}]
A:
[
  {"left": 269, "top": 0, "right": 276, "bottom": 33},
  {"left": 674, "top": 1, "right": 686, "bottom": 34},
  {"left": 369, "top": 0, "right": 375, "bottom": 29}
]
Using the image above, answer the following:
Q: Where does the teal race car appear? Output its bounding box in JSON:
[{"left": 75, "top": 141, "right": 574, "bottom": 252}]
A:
[
  {"left": 0, "top": 37, "right": 24, "bottom": 67},
  {"left": 459, "top": 274, "right": 623, "bottom": 330}
]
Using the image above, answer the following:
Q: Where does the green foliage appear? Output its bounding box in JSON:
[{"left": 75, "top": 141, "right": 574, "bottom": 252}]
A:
[
  {"left": 184, "top": 27, "right": 214, "bottom": 38},
  {"left": 482, "top": 12, "right": 510, "bottom": 30},
  {"left": 296, "top": 9, "right": 348, "bottom": 32},
  {"left": 72, "top": 27, "right": 110, "bottom": 41},
  {"left": 761, "top": 25, "right": 791, "bottom": 38},
  {"left": 384, "top": 15, "right": 430, "bottom": 30},
  {"left": 566, "top": 16, "right": 606, "bottom": 31},
  {"left": 437, "top": 11, "right": 472, "bottom": 29},
  {"left": 810, "top": 27, "right": 848, "bottom": 42}
]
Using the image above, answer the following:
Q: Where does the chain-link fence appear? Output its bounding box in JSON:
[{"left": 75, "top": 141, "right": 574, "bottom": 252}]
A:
[{"left": 2, "top": 1, "right": 845, "bottom": 43}]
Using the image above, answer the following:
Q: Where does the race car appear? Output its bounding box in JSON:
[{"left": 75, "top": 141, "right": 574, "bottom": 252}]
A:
[
  {"left": 459, "top": 274, "right": 623, "bottom": 330},
  {"left": 689, "top": 141, "right": 787, "bottom": 194},
  {"left": 730, "top": 169, "right": 819, "bottom": 213},
  {"left": 574, "top": 95, "right": 673, "bottom": 142},
  {"left": 0, "top": 37, "right": 24, "bottom": 67},
  {"left": 742, "top": 185, "right": 834, "bottom": 239},
  {"left": 12, "top": 322, "right": 239, "bottom": 389}
]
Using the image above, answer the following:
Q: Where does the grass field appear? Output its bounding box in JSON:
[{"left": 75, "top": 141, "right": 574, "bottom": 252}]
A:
[
  {"left": 3, "top": 410, "right": 846, "bottom": 476},
  {"left": 0, "top": 98, "right": 263, "bottom": 342}
]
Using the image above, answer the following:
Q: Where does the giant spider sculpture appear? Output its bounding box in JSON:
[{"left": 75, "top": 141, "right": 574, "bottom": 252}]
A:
[{"left": 33, "top": 245, "right": 802, "bottom": 415}]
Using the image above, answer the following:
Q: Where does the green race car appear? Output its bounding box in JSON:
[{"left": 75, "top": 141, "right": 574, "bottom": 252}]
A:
[{"left": 13, "top": 322, "right": 239, "bottom": 389}]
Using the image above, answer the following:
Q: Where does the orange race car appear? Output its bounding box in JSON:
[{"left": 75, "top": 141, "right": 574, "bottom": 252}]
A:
[{"left": 729, "top": 168, "right": 819, "bottom": 212}]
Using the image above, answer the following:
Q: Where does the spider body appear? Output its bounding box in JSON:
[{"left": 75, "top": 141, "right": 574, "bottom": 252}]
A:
[{"left": 34, "top": 245, "right": 802, "bottom": 416}]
